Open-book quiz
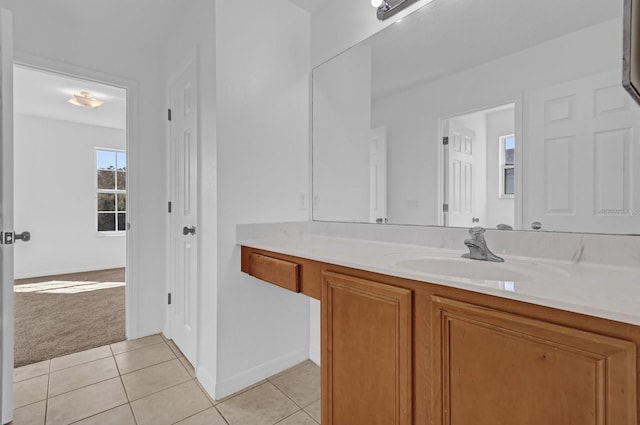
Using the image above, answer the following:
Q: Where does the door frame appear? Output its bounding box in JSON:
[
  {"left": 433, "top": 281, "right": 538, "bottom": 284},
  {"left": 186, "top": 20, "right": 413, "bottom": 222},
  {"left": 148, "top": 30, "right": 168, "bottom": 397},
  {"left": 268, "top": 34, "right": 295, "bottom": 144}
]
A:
[
  {"left": 13, "top": 52, "right": 141, "bottom": 338},
  {"left": 1, "top": 9, "right": 13, "bottom": 423},
  {"left": 437, "top": 98, "right": 523, "bottom": 228},
  {"left": 164, "top": 49, "right": 200, "bottom": 363}
]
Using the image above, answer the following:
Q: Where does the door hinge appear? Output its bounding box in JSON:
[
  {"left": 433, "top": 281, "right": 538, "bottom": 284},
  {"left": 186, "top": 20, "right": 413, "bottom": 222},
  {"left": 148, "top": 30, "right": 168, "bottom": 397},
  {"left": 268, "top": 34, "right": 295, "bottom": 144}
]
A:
[
  {"left": 0, "top": 231, "right": 13, "bottom": 245},
  {"left": 443, "top": 136, "right": 449, "bottom": 146},
  {"left": 443, "top": 203, "right": 449, "bottom": 213},
  {"left": 168, "top": 109, "right": 172, "bottom": 121},
  {"left": 168, "top": 201, "right": 172, "bottom": 213},
  {"left": 168, "top": 293, "right": 172, "bottom": 305}
]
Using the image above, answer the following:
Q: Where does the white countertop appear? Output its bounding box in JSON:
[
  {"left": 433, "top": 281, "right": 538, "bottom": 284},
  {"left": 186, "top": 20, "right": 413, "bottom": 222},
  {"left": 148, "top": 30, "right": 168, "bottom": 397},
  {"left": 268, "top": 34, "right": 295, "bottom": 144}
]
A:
[{"left": 238, "top": 223, "right": 640, "bottom": 326}]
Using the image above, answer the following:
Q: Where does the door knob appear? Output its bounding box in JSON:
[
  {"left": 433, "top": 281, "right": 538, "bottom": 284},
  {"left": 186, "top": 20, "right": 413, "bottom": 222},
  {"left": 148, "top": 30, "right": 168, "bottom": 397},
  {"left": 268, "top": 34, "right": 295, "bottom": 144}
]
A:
[
  {"left": 182, "top": 226, "right": 196, "bottom": 236},
  {"left": 1, "top": 231, "right": 31, "bottom": 245},
  {"left": 15, "top": 231, "right": 31, "bottom": 242}
]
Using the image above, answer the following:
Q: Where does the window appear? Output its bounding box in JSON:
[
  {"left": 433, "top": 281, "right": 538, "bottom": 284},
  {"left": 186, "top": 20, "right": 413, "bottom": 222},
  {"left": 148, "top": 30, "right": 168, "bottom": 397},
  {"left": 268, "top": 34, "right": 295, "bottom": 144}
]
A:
[
  {"left": 499, "top": 135, "right": 515, "bottom": 198},
  {"left": 96, "top": 149, "right": 126, "bottom": 232}
]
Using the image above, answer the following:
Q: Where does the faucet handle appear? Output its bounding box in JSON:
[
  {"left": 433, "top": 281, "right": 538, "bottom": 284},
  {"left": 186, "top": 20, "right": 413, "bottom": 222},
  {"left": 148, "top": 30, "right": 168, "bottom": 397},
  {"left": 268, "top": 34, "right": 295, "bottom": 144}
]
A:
[{"left": 469, "top": 226, "right": 485, "bottom": 235}]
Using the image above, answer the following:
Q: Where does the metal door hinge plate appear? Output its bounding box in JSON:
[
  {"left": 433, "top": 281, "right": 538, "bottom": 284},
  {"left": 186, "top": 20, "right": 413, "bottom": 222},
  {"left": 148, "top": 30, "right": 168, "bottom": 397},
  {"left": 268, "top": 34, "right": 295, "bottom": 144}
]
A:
[{"left": 1, "top": 231, "right": 13, "bottom": 245}]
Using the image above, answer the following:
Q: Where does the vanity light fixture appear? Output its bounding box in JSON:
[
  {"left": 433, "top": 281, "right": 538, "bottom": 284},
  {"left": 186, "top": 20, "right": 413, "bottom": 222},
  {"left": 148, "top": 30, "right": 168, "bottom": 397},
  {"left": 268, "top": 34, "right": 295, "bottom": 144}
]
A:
[
  {"left": 372, "top": 0, "right": 421, "bottom": 21},
  {"left": 67, "top": 91, "right": 104, "bottom": 109}
]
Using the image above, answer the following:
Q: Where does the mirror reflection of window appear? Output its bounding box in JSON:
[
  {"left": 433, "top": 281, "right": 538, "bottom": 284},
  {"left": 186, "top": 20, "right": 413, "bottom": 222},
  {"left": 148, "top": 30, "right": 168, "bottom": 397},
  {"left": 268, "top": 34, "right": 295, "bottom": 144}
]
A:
[{"left": 499, "top": 135, "right": 515, "bottom": 198}]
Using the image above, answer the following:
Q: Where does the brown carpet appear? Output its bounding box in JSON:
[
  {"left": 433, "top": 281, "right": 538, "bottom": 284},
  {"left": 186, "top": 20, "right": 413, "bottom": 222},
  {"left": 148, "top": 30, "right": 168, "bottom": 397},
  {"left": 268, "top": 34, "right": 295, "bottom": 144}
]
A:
[{"left": 14, "top": 268, "right": 126, "bottom": 367}]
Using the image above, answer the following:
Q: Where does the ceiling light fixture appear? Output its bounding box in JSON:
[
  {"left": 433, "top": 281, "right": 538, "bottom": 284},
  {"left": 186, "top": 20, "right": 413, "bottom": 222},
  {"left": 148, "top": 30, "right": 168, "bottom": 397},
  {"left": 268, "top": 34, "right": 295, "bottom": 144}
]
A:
[
  {"left": 372, "top": 0, "right": 420, "bottom": 21},
  {"left": 67, "top": 91, "right": 104, "bottom": 109}
]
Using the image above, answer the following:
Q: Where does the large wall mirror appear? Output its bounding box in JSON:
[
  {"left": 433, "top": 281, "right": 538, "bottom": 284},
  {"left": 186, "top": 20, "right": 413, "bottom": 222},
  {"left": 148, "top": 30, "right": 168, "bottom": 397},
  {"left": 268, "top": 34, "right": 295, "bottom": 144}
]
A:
[{"left": 312, "top": 0, "right": 640, "bottom": 235}]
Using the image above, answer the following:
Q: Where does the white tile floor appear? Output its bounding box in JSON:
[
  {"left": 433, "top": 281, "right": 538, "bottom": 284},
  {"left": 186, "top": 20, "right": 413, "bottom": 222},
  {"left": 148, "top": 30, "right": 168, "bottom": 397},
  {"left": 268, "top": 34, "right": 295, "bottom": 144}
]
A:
[{"left": 12, "top": 335, "right": 320, "bottom": 425}]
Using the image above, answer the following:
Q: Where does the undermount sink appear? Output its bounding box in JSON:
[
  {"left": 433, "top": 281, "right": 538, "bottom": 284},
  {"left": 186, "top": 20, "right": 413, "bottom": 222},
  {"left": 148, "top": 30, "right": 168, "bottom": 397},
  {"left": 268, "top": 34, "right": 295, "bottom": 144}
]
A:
[{"left": 394, "top": 257, "right": 565, "bottom": 283}]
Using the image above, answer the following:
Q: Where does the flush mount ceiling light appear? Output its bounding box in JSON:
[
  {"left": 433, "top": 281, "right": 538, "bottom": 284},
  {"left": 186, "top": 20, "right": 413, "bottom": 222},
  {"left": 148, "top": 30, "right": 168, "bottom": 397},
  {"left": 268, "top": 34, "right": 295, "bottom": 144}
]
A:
[
  {"left": 67, "top": 91, "right": 104, "bottom": 109},
  {"left": 372, "top": 0, "right": 420, "bottom": 21}
]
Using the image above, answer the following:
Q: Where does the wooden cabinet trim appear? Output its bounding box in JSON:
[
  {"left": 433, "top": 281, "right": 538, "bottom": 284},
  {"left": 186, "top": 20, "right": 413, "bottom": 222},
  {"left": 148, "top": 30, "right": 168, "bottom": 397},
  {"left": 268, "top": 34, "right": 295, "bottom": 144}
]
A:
[
  {"left": 241, "top": 246, "right": 321, "bottom": 299},
  {"left": 432, "top": 296, "right": 637, "bottom": 425}
]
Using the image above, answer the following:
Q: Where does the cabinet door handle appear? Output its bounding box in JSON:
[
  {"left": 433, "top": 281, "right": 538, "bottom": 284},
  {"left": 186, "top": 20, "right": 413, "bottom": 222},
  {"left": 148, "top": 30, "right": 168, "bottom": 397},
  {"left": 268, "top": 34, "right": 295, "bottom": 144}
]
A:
[{"left": 182, "top": 226, "right": 196, "bottom": 236}]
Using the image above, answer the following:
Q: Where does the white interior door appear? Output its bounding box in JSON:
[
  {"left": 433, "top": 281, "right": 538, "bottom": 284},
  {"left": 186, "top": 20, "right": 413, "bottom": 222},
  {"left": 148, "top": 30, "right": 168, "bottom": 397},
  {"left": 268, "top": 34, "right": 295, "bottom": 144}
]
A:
[
  {"left": 446, "top": 119, "right": 477, "bottom": 227},
  {"left": 0, "top": 9, "right": 13, "bottom": 425},
  {"left": 524, "top": 70, "right": 640, "bottom": 233},
  {"left": 169, "top": 59, "right": 198, "bottom": 365},
  {"left": 369, "top": 127, "right": 387, "bottom": 223}
]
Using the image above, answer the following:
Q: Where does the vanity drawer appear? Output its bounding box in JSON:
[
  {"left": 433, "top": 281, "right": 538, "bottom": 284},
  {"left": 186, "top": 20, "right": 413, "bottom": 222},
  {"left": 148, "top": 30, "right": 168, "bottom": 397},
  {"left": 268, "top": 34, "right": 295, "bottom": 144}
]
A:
[
  {"left": 246, "top": 252, "right": 301, "bottom": 293},
  {"left": 241, "top": 246, "right": 321, "bottom": 299}
]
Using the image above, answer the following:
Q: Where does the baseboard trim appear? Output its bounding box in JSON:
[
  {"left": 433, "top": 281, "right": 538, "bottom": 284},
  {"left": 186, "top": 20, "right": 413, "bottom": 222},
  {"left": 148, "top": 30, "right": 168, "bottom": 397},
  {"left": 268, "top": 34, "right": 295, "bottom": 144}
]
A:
[
  {"left": 214, "top": 348, "right": 309, "bottom": 400},
  {"left": 309, "top": 342, "right": 320, "bottom": 366},
  {"left": 14, "top": 265, "right": 126, "bottom": 280},
  {"left": 196, "top": 364, "right": 217, "bottom": 401}
]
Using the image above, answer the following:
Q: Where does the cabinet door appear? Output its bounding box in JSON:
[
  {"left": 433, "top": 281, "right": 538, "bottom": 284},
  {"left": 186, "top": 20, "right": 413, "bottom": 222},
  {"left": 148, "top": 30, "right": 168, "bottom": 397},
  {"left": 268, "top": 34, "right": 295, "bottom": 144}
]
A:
[
  {"left": 322, "top": 272, "right": 412, "bottom": 425},
  {"left": 432, "top": 296, "right": 637, "bottom": 425}
]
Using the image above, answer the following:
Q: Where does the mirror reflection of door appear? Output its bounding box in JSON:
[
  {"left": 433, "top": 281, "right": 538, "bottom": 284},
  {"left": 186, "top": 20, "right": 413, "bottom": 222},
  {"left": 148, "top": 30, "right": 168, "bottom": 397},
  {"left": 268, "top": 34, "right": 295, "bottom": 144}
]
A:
[
  {"left": 525, "top": 71, "right": 640, "bottom": 233},
  {"left": 446, "top": 119, "right": 478, "bottom": 227},
  {"left": 442, "top": 103, "right": 516, "bottom": 229},
  {"left": 369, "top": 127, "right": 387, "bottom": 223}
]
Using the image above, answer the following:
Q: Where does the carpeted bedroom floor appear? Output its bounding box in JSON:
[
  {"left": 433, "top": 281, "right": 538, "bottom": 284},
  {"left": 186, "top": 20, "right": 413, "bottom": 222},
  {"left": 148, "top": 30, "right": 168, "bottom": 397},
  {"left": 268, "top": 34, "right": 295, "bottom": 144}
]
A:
[{"left": 14, "top": 268, "right": 126, "bottom": 367}]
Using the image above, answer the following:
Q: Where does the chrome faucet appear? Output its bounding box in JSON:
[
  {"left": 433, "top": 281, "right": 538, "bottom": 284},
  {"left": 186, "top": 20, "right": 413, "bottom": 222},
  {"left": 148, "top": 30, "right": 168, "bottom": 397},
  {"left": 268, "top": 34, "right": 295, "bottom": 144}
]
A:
[{"left": 462, "top": 227, "right": 504, "bottom": 262}]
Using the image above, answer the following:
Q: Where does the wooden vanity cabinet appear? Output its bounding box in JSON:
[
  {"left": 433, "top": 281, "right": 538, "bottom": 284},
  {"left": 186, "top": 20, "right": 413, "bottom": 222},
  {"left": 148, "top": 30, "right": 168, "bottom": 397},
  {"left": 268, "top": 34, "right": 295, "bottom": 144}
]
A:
[
  {"left": 321, "top": 272, "right": 413, "bottom": 425},
  {"left": 240, "top": 246, "right": 639, "bottom": 425},
  {"left": 431, "top": 296, "right": 637, "bottom": 425}
]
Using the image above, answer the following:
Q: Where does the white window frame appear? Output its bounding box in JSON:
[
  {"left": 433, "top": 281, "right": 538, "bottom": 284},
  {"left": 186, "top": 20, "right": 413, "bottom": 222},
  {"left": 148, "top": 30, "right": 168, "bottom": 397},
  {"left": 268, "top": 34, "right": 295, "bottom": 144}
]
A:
[
  {"left": 498, "top": 134, "right": 515, "bottom": 199},
  {"left": 96, "top": 148, "right": 127, "bottom": 234}
]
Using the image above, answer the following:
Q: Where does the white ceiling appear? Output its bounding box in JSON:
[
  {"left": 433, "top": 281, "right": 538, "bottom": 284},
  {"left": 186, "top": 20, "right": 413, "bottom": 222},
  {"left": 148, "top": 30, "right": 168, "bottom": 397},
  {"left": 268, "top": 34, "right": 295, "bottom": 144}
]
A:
[
  {"left": 14, "top": 65, "right": 127, "bottom": 130},
  {"left": 288, "top": 0, "right": 329, "bottom": 13},
  {"left": 365, "top": 0, "right": 622, "bottom": 100}
]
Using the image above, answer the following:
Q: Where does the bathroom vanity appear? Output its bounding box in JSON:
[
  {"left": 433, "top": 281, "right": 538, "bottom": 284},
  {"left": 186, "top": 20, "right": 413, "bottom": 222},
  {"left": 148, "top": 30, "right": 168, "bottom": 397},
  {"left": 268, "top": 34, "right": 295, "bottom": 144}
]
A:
[
  {"left": 239, "top": 226, "right": 639, "bottom": 425},
  {"left": 241, "top": 0, "right": 640, "bottom": 423}
]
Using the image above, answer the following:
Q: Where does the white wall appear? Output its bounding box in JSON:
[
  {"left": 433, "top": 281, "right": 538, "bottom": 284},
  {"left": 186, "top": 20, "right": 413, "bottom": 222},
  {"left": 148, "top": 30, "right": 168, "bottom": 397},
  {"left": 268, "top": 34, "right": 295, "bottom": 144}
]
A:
[
  {"left": 486, "top": 107, "right": 515, "bottom": 228},
  {"left": 214, "top": 0, "right": 311, "bottom": 398},
  {"left": 163, "top": 0, "right": 316, "bottom": 398},
  {"left": 313, "top": 43, "right": 371, "bottom": 222},
  {"left": 0, "top": 0, "right": 181, "bottom": 337},
  {"left": 14, "top": 115, "right": 126, "bottom": 278}
]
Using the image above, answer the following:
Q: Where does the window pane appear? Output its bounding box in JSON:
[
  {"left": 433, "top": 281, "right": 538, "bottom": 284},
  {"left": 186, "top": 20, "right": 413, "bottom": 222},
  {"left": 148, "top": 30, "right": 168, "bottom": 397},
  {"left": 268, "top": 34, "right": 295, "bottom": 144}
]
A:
[
  {"left": 98, "top": 170, "right": 116, "bottom": 190},
  {"left": 504, "top": 148, "right": 515, "bottom": 165},
  {"left": 116, "top": 151, "right": 127, "bottom": 171},
  {"left": 117, "top": 171, "right": 126, "bottom": 190},
  {"left": 504, "top": 136, "right": 515, "bottom": 150},
  {"left": 98, "top": 213, "right": 116, "bottom": 231},
  {"left": 504, "top": 168, "right": 515, "bottom": 195},
  {"left": 117, "top": 194, "right": 126, "bottom": 212},
  {"left": 117, "top": 213, "right": 127, "bottom": 231},
  {"left": 98, "top": 193, "right": 116, "bottom": 211},
  {"left": 97, "top": 150, "right": 116, "bottom": 170}
]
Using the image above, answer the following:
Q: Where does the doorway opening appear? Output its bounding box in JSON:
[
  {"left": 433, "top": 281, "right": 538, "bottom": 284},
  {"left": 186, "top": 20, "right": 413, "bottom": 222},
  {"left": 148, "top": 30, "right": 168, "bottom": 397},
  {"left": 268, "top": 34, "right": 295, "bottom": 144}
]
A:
[
  {"left": 440, "top": 102, "right": 516, "bottom": 229},
  {"left": 12, "top": 64, "right": 128, "bottom": 367}
]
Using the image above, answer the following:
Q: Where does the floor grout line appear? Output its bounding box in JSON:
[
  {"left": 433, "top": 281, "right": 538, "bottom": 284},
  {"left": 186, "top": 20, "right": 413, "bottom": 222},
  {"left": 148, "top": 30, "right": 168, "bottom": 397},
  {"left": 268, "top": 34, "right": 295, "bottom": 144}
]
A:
[
  {"left": 14, "top": 335, "right": 321, "bottom": 425},
  {"left": 44, "top": 360, "right": 51, "bottom": 425}
]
